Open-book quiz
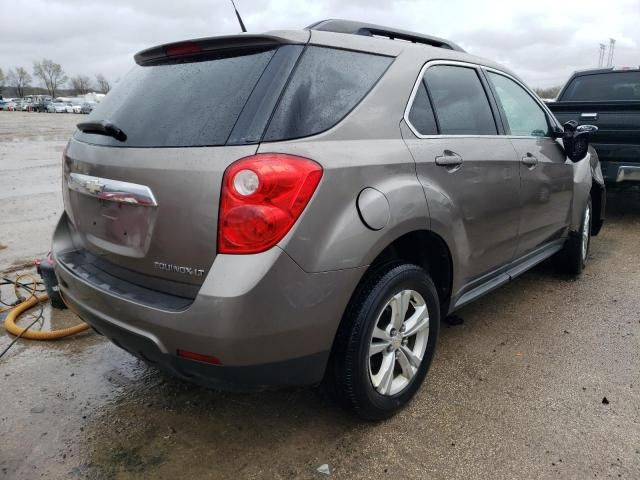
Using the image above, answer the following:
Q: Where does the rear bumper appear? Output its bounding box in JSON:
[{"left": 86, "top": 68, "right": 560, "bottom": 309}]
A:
[
  {"left": 600, "top": 160, "right": 640, "bottom": 183},
  {"left": 67, "top": 300, "right": 329, "bottom": 391},
  {"left": 53, "top": 214, "right": 365, "bottom": 389},
  {"left": 604, "top": 163, "right": 640, "bottom": 183}
]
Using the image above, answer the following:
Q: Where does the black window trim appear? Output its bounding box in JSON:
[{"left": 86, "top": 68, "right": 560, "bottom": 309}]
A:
[
  {"left": 481, "top": 66, "right": 561, "bottom": 138},
  {"left": 403, "top": 60, "right": 504, "bottom": 139}
]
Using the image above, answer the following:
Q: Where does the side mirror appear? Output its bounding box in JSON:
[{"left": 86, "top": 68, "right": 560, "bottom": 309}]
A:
[
  {"left": 550, "top": 125, "right": 564, "bottom": 139},
  {"left": 561, "top": 120, "right": 598, "bottom": 162}
]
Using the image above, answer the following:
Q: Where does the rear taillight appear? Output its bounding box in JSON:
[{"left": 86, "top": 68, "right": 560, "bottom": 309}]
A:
[{"left": 218, "top": 154, "right": 323, "bottom": 254}]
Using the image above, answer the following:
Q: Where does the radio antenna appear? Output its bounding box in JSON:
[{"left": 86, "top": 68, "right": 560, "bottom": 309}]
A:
[{"left": 230, "top": 0, "right": 247, "bottom": 32}]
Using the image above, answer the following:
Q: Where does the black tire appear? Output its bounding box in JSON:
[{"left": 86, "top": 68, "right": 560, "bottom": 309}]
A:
[
  {"left": 327, "top": 262, "right": 440, "bottom": 420},
  {"left": 556, "top": 198, "right": 592, "bottom": 275}
]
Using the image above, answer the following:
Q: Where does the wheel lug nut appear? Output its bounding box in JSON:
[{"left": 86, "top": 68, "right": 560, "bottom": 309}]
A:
[{"left": 390, "top": 329, "right": 397, "bottom": 337}]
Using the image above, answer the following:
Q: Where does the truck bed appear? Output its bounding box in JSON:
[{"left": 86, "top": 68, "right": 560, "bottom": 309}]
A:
[{"left": 547, "top": 67, "right": 640, "bottom": 183}]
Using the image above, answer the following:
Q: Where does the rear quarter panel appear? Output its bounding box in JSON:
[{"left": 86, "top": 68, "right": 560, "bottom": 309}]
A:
[{"left": 263, "top": 49, "right": 429, "bottom": 273}]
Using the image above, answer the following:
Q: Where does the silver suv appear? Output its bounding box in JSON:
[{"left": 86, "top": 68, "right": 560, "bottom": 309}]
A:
[{"left": 53, "top": 20, "right": 605, "bottom": 419}]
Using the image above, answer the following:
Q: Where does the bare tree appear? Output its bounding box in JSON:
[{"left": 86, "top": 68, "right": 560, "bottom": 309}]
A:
[
  {"left": 7, "top": 67, "right": 32, "bottom": 97},
  {"left": 71, "top": 74, "right": 92, "bottom": 95},
  {"left": 533, "top": 86, "right": 561, "bottom": 100},
  {"left": 95, "top": 73, "right": 111, "bottom": 94},
  {"left": 33, "top": 59, "right": 68, "bottom": 98},
  {"left": 0, "top": 68, "right": 5, "bottom": 96}
]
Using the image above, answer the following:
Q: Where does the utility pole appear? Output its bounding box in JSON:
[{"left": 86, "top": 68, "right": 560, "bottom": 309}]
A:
[
  {"left": 606, "top": 38, "right": 616, "bottom": 67},
  {"left": 598, "top": 43, "right": 606, "bottom": 67}
]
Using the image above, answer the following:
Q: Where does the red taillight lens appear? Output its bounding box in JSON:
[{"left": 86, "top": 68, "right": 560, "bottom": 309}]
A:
[{"left": 218, "top": 154, "right": 323, "bottom": 254}]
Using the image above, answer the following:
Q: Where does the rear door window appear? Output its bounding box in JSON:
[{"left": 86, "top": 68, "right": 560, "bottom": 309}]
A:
[
  {"left": 424, "top": 65, "right": 497, "bottom": 135},
  {"left": 263, "top": 46, "right": 393, "bottom": 141},
  {"left": 562, "top": 71, "right": 640, "bottom": 101},
  {"left": 407, "top": 80, "right": 438, "bottom": 135}
]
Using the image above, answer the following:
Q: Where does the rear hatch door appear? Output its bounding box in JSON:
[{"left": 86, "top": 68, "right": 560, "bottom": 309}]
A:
[{"left": 63, "top": 35, "right": 306, "bottom": 287}]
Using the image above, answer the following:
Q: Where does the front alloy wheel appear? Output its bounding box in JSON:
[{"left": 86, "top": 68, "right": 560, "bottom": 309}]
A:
[
  {"left": 581, "top": 203, "right": 591, "bottom": 262},
  {"left": 556, "top": 198, "right": 592, "bottom": 275}
]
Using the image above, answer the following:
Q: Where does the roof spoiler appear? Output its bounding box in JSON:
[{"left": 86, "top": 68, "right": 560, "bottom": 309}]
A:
[
  {"left": 134, "top": 33, "right": 306, "bottom": 66},
  {"left": 307, "top": 19, "right": 465, "bottom": 52}
]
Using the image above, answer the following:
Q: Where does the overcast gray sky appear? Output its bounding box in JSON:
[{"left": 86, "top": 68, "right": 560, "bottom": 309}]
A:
[{"left": 1, "top": 0, "right": 639, "bottom": 89}]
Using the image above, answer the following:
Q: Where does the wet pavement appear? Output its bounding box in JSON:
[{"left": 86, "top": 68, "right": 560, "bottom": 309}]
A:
[
  {"left": 1, "top": 111, "right": 639, "bottom": 479},
  {"left": 0, "top": 112, "right": 72, "bottom": 272}
]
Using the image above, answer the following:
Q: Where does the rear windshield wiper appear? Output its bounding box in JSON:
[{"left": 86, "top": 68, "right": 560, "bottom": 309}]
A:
[{"left": 77, "top": 120, "right": 127, "bottom": 142}]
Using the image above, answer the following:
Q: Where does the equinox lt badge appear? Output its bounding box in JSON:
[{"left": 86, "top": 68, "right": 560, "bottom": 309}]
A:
[{"left": 153, "top": 262, "right": 205, "bottom": 277}]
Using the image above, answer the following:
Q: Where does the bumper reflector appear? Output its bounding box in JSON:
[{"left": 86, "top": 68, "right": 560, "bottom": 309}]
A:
[{"left": 176, "top": 349, "right": 221, "bottom": 365}]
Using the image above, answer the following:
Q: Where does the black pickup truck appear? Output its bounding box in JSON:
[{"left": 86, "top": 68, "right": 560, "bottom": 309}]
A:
[{"left": 548, "top": 68, "right": 640, "bottom": 183}]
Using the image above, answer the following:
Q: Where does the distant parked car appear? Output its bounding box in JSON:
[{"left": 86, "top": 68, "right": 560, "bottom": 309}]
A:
[
  {"left": 72, "top": 103, "right": 83, "bottom": 114},
  {"left": 48, "top": 102, "right": 69, "bottom": 113},
  {"left": 64, "top": 102, "right": 74, "bottom": 113},
  {"left": 33, "top": 100, "right": 52, "bottom": 112},
  {"left": 20, "top": 101, "right": 34, "bottom": 111},
  {"left": 80, "top": 101, "right": 96, "bottom": 114},
  {"left": 3, "top": 100, "right": 17, "bottom": 111}
]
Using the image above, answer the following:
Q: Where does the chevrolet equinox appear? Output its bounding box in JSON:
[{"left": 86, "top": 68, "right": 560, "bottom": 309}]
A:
[{"left": 53, "top": 19, "right": 606, "bottom": 419}]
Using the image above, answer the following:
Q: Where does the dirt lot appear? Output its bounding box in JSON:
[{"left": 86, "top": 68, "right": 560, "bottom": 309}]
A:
[{"left": 1, "top": 111, "right": 639, "bottom": 479}]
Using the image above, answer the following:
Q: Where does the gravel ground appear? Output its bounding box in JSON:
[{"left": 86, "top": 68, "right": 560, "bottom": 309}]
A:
[{"left": 1, "top": 111, "right": 639, "bottom": 479}]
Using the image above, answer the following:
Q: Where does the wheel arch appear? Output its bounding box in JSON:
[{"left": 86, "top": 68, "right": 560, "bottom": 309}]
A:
[
  {"left": 327, "top": 229, "right": 453, "bottom": 356},
  {"left": 366, "top": 230, "right": 453, "bottom": 313},
  {"left": 323, "top": 229, "right": 452, "bottom": 399}
]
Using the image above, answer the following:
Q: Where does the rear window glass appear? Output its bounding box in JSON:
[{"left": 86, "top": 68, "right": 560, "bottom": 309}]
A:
[
  {"left": 263, "top": 46, "right": 392, "bottom": 141},
  {"left": 74, "top": 49, "right": 276, "bottom": 147},
  {"left": 562, "top": 72, "right": 640, "bottom": 101},
  {"left": 424, "top": 65, "right": 497, "bottom": 135}
]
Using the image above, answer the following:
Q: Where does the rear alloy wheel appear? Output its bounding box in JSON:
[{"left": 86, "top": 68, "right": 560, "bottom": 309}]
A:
[
  {"left": 328, "top": 262, "right": 440, "bottom": 420},
  {"left": 368, "top": 289, "right": 430, "bottom": 396},
  {"left": 557, "top": 199, "right": 592, "bottom": 275}
]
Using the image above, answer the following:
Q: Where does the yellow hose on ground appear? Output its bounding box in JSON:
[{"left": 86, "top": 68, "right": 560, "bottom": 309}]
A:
[{"left": 3, "top": 292, "right": 90, "bottom": 340}]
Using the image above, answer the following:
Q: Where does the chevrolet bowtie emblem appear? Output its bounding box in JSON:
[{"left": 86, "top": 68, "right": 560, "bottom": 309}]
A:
[{"left": 84, "top": 179, "right": 104, "bottom": 195}]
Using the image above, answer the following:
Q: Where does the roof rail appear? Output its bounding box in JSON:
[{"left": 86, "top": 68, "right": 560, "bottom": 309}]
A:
[{"left": 306, "top": 19, "right": 465, "bottom": 53}]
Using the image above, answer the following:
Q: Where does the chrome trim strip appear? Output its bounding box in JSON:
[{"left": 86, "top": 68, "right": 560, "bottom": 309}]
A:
[
  {"left": 68, "top": 173, "right": 158, "bottom": 207},
  {"left": 403, "top": 59, "right": 561, "bottom": 140},
  {"left": 616, "top": 165, "right": 640, "bottom": 183},
  {"left": 403, "top": 60, "right": 480, "bottom": 139}
]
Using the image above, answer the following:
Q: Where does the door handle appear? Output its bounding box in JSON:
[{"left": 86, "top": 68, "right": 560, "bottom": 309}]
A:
[
  {"left": 580, "top": 112, "right": 599, "bottom": 121},
  {"left": 435, "top": 151, "right": 463, "bottom": 168},
  {"left": 521, "top": 153, "right": 538, "bottom": 168}
]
